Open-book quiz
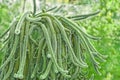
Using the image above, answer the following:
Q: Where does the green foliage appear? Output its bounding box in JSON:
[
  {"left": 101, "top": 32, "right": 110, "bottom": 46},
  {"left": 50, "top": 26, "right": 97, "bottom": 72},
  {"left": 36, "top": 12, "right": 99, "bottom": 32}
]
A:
[
  {"left": 78, "top": 0, "right": 120, "bottom": 80},
  {"left": 0, "top": 3, "right": 11, "bottom": 34}
]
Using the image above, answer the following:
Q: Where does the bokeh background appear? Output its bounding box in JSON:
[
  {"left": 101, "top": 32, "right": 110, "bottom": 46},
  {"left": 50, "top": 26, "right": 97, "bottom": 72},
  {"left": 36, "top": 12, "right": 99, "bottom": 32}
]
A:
[{"left": 0, "top": 0, "right": 120, "bottom": 80}]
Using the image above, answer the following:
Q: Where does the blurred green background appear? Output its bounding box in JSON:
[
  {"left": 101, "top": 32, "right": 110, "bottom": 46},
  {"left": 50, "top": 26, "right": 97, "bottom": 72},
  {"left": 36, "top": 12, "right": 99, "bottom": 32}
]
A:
[{"left": 0, "top": 0, "right": 120, "bottom": 80}]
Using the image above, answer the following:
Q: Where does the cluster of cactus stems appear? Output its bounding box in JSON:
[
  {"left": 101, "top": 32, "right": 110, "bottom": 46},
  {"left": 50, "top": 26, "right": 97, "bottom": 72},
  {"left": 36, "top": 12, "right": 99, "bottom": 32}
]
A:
[{"left": 0, "top": 7, "right": 107, "bottom": 80}]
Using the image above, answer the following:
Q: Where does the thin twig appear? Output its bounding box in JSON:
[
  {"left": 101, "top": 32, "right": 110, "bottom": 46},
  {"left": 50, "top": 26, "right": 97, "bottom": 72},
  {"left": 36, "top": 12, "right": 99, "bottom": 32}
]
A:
[
  {"left": 33, "top": 0, "right": 36, "bottom": 15},
  {"left": 22, "top": 0, "right": 26, "bottom": 12}
]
